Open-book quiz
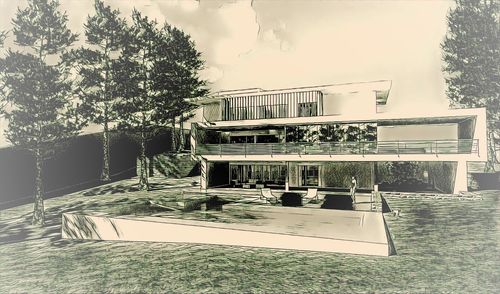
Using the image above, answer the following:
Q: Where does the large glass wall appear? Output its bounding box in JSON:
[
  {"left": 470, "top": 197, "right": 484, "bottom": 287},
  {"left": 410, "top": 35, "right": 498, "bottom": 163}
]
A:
[
  {"left": 197, "top": 122, "right": 377, "bottom": 145},
  {"left": 286, "top": 123, "right": 377, "bottom": 143},
  {"left": 230, "top": 163, "right": 287, "bottom": 186}
]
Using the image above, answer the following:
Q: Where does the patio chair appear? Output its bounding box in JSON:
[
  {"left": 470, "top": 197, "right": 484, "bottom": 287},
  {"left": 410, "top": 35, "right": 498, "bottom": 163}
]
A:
[
  {"left": 260, "top": 188, "right": 279, "bottom": 204},
  {"left": 303, "top": 188, "right": 318, "bottom": 201}
]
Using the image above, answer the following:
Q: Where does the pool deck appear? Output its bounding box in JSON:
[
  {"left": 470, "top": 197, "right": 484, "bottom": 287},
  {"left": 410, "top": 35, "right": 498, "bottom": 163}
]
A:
[
  {"left": 193, "top": 187, "right": 376, "bottom": 211},
  {"left": 62, "top": 205, "right": 393, "bottom": 256}
]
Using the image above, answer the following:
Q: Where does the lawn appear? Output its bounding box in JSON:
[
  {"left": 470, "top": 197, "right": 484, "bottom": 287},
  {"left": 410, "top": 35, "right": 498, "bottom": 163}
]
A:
[{"left": 0, "top": 176, "right": 499, "bottom": 293}]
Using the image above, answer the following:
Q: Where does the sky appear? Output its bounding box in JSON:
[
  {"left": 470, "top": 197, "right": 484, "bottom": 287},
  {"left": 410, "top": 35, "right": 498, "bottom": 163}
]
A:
[{"left": 0, "top": 0, "right": 454, "bottom": 147}]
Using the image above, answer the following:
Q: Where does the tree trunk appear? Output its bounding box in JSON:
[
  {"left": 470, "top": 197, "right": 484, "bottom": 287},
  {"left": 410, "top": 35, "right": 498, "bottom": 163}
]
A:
[
  {"left": 171, "top": 116, "right": 177, "bottom": 152},
  {"left": 485, "top": 129, "right": 498, "bottom": 172},
  {"left": 179, "top": 113, "right": 185, "bottom": 151},
  {"left": 138, "top": 129, "right": 149, "bottom": 191},
  {"left": 32, "top": 147, "right": 45, "bottom": 225},
  {"left": 101, "top": 111, "right": 111, "bottom": 182}
]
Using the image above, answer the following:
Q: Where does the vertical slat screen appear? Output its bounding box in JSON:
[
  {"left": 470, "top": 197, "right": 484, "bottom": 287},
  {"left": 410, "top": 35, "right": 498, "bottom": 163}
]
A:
[{"left": 219, "top": 90, "right": 323, "bottom": 121}]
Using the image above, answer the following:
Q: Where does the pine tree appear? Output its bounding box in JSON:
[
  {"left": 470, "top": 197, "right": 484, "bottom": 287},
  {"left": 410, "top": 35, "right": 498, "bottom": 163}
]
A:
[
  {"left": 68, "top": 0, "right": 128, "bottom": 182},
  {"left": 442, "top": 0, "right": 500, "bottom": 171},
  {"left": 0, "top": 0, "right": 80, "bottom": 225},
  {"left": 114, "top": 10, "right": 162, "bottom": 191},
  {"left": 116, "top": 10, "right": 207, "bottom": 190},
  {"left": 151, "top": 24, "right": 208, "bottom": 152},
  {"left": 0, "top": 30, "right": 7, "bottom": 114}
]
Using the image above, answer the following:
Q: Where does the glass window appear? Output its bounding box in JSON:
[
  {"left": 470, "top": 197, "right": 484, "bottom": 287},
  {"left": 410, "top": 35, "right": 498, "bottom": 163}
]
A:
[
  {"left": 359, "top": 123, "right": 377, "bottom": 141},
  {"left": 301, "top": 165, "right": 319, "bottom": 186},
  {"left": 298, "top": 102, "right": 318, "bottom": 117}
]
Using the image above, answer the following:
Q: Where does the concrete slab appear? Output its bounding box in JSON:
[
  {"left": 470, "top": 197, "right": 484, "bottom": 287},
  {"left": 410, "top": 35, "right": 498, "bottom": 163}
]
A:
[{"left": 62, "top": 207, "right": 393, "bottom": 256}]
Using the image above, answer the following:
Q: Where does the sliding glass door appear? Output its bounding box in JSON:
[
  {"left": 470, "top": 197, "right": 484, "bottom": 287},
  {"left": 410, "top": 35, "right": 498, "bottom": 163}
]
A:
[{"left": 300, "top": 165, "right": 319, "bottom": 186}]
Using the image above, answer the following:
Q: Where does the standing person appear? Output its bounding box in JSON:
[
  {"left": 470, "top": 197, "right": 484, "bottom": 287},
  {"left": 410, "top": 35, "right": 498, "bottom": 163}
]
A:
[{"left": 350, "top": 176, "right": 357, "bottom": 203}]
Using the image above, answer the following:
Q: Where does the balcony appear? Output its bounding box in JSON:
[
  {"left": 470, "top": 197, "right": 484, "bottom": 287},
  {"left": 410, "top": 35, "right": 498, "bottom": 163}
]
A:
[{"left": 195, "top": 139, "right": 479, "bottom": 157}]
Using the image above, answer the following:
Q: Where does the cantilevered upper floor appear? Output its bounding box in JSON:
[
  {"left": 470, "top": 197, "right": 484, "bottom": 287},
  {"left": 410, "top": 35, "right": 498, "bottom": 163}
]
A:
[
  {"left": 190, "top": 83, "right": 488, "bottom": 162},
  {"left": 192, "top": 107, "right": 487, "bottom": 162},
  {"left": 190, "top": 80, "right": 392, "bottom": 123}
]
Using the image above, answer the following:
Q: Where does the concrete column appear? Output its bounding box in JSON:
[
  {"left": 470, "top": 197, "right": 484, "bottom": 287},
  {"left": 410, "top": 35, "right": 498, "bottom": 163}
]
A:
[
  {"left": 453, "top": 160, "right": 468, "bottom": 194},
  {"left": 200, "top": 159, "right": 209, "bottom": 191}
]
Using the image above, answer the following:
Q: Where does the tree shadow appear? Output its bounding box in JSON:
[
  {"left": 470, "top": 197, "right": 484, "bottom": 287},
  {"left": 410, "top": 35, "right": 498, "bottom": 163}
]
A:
[
  {"left": 0, "top": 196, "right": 137, "bottom": 247},
  {"left": 0, "top": 176, "right": 199, "bottom": 247},
  {"left": 82, "top": 184, "right": 139, "bottom": 196},
  {"left": 147, "top": 182, "right": 174, "bottom": 191}
]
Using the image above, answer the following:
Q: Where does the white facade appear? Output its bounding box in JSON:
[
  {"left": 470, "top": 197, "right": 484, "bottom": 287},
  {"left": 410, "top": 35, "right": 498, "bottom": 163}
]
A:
[{"left": 191, "top": 80, "right": 488, "bottom": 194}]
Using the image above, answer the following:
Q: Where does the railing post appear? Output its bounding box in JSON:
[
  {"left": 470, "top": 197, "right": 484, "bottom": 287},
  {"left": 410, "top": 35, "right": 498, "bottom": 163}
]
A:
[
  {"left": 271, "top": 144, "right": 273, "bottom": 157},
  {"left": 370, "top": 191, "right": 373, "bottom": 212},
  {"left": 220, "top": 143, "right": 222, "bottom": 157},
  {"left": 329, "top": 142, "right": 331, "bottom": 157},
  {"left": 244, "top": 142, "right": 247, "bottom": 158},
  {"left": 397, "top": 140, "right": 400, "bottom": 156},
  {"left": 435, "top": 141, "right": 438, "bottom": 157}
]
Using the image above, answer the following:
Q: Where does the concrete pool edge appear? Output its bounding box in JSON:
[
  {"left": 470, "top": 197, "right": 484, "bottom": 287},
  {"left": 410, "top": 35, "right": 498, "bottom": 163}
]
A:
[{"left": 61, "top": 209, "right": 395, "bottom": 256}]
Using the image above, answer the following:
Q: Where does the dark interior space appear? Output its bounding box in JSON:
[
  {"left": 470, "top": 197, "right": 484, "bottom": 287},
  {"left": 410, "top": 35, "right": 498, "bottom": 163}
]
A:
[
  {"left": 208, "top": 162, "right": 230, "bottom": 188},
  {"left": 0, "top": 128, "right": 174, "bottom": 210},
  {"left": 471, "top": 172, "right": 500, "bottom": 190},
  {"left": 321, "top": 194, "right": 354, "bottom": 210}
]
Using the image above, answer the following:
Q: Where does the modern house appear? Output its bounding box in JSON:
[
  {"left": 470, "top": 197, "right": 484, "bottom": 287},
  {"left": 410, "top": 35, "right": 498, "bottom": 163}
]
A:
[{"left": 189, "top": 80, "right": 487, "bottom": 194}]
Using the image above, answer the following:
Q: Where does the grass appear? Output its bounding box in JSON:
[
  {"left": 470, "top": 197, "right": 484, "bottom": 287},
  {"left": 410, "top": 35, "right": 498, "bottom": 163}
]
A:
[{"left": 0, "top": 175, "right": 499, "bottom": 293}]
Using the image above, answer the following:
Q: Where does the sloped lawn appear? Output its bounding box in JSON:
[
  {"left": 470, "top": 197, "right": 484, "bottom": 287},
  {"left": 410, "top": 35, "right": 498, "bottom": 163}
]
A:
[{"left": 0, "top": 176, "right": 499, "bottom": 293}]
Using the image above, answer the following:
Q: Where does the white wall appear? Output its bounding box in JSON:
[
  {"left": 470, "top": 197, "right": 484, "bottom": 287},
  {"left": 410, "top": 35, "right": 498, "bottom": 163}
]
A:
[
  {"left": 378, "top": 124, "right": 458, "bottom": 141},
  {"left": 322, "top": 90, "right": 376, "bottom": 116},
  {"left": 183, "top": 107, "right": 205, "bottom": 129}
]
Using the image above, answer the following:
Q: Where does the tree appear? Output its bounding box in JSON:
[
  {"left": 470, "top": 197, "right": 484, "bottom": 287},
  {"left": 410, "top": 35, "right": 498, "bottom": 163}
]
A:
[
  {"left": 387, "top": 162, "right": 419, "bottom": 182},
  {"left": 0, "top": 0, "right": 80, "bottom": 225},
  {"left": 115, "top": 10, "right": 163, "bottom": 191},
  {"left": 151, "top": 24, "right": 207, "bottom": 151},
  {"left": 0, "top": 30, "right": 7, "bottom": 114},
  {"left": 116, "top": 10, "right": 207, "bottom": 190},
  {"left": 442, "top": 0, "right": 500, "bottom": 171},
  {"left": 69, "top": 0, "right": 128, "bottom": 182}
]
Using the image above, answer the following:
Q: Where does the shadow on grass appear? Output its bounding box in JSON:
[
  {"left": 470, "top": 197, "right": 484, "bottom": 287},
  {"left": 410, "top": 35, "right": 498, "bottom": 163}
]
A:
[
  {"left": 0, "top": 179, "right": 271, "bottom": 247},
  {"left": 0, "top": 196, "right": 141, "bottom": 247},
  {"left": 147, "top": 182, "right": 177, "bottom": 191},
  {"left": 83, "top": 184, "right": 140, "bottom": 196},
  {"left": 82, "top": 181, "right": 190, "bottom": 195}
]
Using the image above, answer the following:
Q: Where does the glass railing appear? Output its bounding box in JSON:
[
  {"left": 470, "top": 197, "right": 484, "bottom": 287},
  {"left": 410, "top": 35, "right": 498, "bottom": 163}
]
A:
[{"left": 195, "top": 139, "right": 479, "bottom": 156}]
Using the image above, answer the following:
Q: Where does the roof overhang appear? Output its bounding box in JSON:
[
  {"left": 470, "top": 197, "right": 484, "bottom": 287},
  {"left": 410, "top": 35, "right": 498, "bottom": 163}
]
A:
[
  {"left": 195, "top": 113, "right": 478, "bottom": 130},
  {"left": 188, "top": 80, "right": 392, "bottom": 106}
]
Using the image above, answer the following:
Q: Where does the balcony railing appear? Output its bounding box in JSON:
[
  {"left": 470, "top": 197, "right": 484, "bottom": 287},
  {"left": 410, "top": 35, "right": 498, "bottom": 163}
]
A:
[{"left": 195, "top": 139, "right": 479, "bottom": 156}]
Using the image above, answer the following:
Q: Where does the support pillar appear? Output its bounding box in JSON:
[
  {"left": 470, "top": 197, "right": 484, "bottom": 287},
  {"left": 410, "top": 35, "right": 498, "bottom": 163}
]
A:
[
  {"left": 453, "top": 160, "right": 468, "bottom": 194},
  {"left": 285, "top": 161, "right": 290, "bottom": 191},
  {"left": 200, "top": 159, "right": 209, "bottom": 191}
]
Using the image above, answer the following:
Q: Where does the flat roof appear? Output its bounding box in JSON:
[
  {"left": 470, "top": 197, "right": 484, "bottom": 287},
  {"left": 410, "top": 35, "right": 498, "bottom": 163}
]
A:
[{"left": 190, "top": 80, "right": 392, "bottom": 105}]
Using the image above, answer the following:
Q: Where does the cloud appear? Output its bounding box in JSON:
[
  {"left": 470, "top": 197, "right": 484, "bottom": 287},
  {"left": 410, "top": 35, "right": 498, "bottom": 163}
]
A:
[
  {"left": 168, "top": 0, "right": 200, "bottom": 12},
  {"left": 262, "top": 21, "right": 292, "bottom": 52},
  {"left": 211, "top": 0, "right": 259, "bottom": 65},
  {"left": 200, "top": 66, "right": 224, "bottom": 84}
]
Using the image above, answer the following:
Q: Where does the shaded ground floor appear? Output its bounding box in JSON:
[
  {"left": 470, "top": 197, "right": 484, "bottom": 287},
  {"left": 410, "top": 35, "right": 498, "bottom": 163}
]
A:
[{"left": 201, "top": 160, "right": 471, "bottom": 194}]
